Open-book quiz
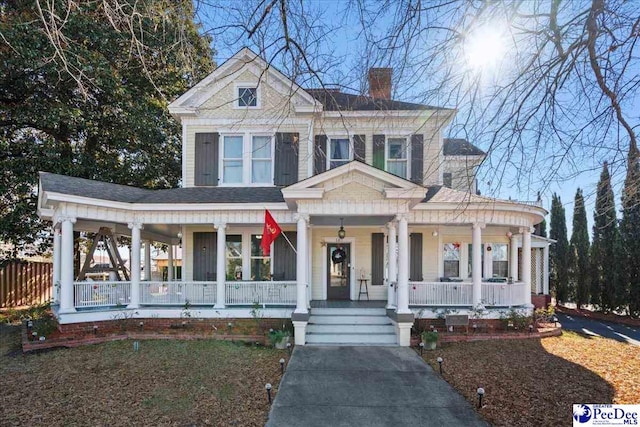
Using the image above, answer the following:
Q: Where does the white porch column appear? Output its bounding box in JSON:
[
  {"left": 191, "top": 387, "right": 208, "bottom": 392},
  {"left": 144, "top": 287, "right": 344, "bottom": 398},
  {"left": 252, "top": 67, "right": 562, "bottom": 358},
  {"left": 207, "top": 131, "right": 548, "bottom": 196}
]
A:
[
  {"left": 52, "top": 227, "right": 61, "bottom": 305},
  {"left": 521, "top": 227, "right": 533, "bottom": 307},
  {"left": 387, "top": 221, "right": 397, "bottom": 309},
  {"left": 543, "top": 244, "right": 550, "bottom": 295},
  {"left": 128, "top": 222, "right": 142, "bottom": 309},
  {"left": 214, "top": 222, "right": 226, "bottom": 309},
  {"left": 396, "top": 215, "right": 410, "bottom": 314},
  {"left": 509, "top": 233, "right": 519, "bottom": 282},
  {"left": 307, "top": 225, "right": 313, "bottom": 308},
  {"left": 143, "top": 241, "right": 151, "bottom": 281},
  {"left": 295, "top": 214, "right": 309, "bottom": 314},
  {"left": 472, "top": 223, "right": 484, "bottom": 308},
  {"left": 167, "top": 244, "right": 174, "bottom": 281},
  {"left": 59, "top": 217, "right": 76, "bottom": 313}
]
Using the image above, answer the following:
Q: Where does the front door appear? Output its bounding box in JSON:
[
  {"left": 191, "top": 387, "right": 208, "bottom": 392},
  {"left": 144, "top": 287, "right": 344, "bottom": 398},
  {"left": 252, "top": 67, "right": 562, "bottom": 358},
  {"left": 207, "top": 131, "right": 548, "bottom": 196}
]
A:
[{"left": 327, "top": 243, "right": 351, "bottom": 300}]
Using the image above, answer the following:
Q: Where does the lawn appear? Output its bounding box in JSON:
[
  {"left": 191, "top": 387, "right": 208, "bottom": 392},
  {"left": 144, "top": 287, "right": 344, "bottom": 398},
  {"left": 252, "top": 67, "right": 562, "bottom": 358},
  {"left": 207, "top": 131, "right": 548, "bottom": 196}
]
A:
[
  {"left": 423, "top": 331, "right": 640, "bottom": 426},
  {"left": 0, "top": 324, "right": 286, "bottom": 426}
]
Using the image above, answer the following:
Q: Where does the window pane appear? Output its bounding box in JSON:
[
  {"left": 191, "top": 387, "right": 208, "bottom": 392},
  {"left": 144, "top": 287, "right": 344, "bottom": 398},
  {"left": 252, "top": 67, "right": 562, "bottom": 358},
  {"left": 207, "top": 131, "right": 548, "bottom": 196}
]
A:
[
  {"left": 251, "top": 258, "right": 271, "bottom": 281},
  {"left": 226, "top": 235, "right": 242, "bottom": 257},
  {"left": 388, "top": 139, "right": 406, "bottom": 159},
  {"left": 223, "top": 160, "right": 243, "bottom": 183},
  {"left": 493, "top": 261, "right": 508, "bottom": 277},
  {"left": 330, "top": 160, "right": 349, "bottom": 169},
  {"left": 252, "top": 160, "right": 271, "bottom": 183},
  {"left": 388, "top": 161, "right": 407, "bottom": 178},
  {"left": 251, "top": 235, "right": 264, "bottom": 256},
  {"left": 238, "top": 87, "right": 257, "bottom": 106},
  {"left": 443, "top": 243, "right": 460, "bottom": 261},
  {"left": 444, "top": 261, "right": 460, "bottom": 278},
  {"left": 330, "top": 138, "right": 350, "bottom": 160},
  {"left": 224, "top": 136, "right": 243, "bottom": 158},
  {"left": 252, "top": 136, "right": 271, "bottom": 158},
  {"left": 492, "top": 244, "right": 508, "bottom": 261}
]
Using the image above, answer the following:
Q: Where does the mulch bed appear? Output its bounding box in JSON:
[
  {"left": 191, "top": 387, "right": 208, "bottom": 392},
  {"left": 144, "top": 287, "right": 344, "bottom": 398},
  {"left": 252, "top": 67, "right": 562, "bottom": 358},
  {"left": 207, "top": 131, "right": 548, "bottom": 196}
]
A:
[
  {"left": 421, "top": 331, "right": 640, "bottom": 427},
  {"left": 556, "top": 306, "right": 640, "bottom": 327},
  {"left": 1, "top": 324, "right": 287, "bottom": 426}
]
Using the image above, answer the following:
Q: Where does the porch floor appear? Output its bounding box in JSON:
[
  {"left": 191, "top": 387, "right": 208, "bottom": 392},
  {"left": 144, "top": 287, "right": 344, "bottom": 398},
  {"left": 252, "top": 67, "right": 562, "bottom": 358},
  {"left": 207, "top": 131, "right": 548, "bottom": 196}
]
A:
[{"left": 310, "top": 300, "right": 387, "bottom": 309}]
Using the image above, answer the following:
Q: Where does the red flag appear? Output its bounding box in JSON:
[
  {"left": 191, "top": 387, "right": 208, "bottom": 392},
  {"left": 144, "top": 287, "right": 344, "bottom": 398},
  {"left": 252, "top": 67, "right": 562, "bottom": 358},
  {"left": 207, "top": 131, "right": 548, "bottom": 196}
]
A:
[{"left": 261, "top": 210, "right": 282, "bottom": 255}]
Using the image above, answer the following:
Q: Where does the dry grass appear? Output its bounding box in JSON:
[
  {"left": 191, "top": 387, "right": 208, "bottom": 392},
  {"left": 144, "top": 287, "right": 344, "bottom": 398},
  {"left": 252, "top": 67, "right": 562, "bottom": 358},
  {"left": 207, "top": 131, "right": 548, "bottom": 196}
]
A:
[
  {"left": 0, "top": 324, "right": 286, "bottom": 426},
  {"left": 423, "top": 331, "right": 640, "bottom": 427}
]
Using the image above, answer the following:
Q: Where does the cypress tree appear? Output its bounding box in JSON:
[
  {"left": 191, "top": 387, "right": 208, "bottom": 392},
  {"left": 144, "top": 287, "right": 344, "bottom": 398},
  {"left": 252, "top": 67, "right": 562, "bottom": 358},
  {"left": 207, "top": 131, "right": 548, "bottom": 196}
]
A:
[
  {"left": 621, "top": 142, "right": 640, "bottom": 317},
  {"left": 590, "top": 162, "right": 619, "bottom": 312},
  {"left": 549, "top": 194, "right": 570, "bottom": 304},
  {"left": 570, "top": 189, "right": 590, "bottom": 309},
  {"left": 534, "top": 219, "right": 547, "bottom": 238}
]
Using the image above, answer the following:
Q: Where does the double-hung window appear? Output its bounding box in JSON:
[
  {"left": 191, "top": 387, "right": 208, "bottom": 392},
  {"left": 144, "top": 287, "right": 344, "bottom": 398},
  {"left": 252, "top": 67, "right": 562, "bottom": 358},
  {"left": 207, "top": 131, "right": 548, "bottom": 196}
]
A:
[
  {"left": 491, "top": 244, "right": 508, "bottom": 277},
  {"left": 387, "top": 138, "right": 408, "bottom": 178},
  {"left": 226, "top": 235, "right": 243, "bottom": 281},
  {"left": 443, "top": 243, "right": 460, "bottom": 278},
  {"left": 251, "top": 234, "right": 271, "bottom": 280},
  {"left": 329, "top": 138, "right": 351, "bottom": 169},
  {"left": 251, "top": 136, "right": 272, "bottom": 183},
  {"left": 223, "top": 136, "right": 243, "bottom": 184},
  {"left": 222, "top": 134, "right": 273, "bottom": 185}
]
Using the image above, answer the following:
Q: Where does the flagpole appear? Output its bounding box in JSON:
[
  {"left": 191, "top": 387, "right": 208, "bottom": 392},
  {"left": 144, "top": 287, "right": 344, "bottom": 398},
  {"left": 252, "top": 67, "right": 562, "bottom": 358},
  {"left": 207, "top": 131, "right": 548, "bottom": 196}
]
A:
[{"left": 280, "top": 231, "right": 297, "bottom": 254}]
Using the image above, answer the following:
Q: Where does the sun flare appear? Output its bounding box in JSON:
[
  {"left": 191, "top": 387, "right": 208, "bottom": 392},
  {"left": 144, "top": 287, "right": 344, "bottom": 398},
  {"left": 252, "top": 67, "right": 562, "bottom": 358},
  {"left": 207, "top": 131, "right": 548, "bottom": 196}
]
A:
[{"left": 465, "top": 26, "right": 506, "bottom": 70}]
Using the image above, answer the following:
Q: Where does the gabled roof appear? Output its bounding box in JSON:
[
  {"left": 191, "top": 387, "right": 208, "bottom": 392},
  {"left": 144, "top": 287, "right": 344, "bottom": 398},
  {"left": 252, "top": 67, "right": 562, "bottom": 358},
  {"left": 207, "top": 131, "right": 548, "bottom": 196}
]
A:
[
  {"left": 39, "top": 172, "right": 284, "bottom": 204},
  {"left": 168, "top": 47, "right": 321, "bottom": 116},
  {"left": 305, "top": 89, "right": 450, "bottom": 112},
  {"left": 443, "top": 138, "right": 485, "bottom": 156}
]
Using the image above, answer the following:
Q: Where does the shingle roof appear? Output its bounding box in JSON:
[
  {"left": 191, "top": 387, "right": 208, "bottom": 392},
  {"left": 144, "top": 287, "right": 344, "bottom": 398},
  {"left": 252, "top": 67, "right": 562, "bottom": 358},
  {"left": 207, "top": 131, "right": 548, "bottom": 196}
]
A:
[
  {"left": 305, "top": 89, "right": 449, "bottom": 112},
  {"left": 39, "top": 172, "right": 285, "bottom": 204},
  {"left": 443, "top": 138, "right": 485, "bottom": 156}
]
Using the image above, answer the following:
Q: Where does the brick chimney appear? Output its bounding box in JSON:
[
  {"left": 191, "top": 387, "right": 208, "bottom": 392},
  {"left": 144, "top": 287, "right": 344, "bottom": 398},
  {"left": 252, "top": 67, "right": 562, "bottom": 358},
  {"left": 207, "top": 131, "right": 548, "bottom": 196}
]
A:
[{"left": 368, "top": 68, "right": 392, "bottom": 99}]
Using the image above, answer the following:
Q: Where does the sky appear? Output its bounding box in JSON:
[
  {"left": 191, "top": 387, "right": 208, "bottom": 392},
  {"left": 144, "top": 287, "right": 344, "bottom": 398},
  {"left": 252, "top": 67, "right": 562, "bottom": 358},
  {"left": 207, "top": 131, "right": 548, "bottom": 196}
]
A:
[{"left": 194, "top": 1, "right": 639, "bottom": 237}]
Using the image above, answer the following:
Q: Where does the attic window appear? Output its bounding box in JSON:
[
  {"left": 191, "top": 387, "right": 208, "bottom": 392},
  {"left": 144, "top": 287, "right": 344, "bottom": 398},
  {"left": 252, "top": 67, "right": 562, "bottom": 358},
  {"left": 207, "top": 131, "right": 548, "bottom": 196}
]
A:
[{"left": 238, "top": 87, "right": 257, "bottom": 107}]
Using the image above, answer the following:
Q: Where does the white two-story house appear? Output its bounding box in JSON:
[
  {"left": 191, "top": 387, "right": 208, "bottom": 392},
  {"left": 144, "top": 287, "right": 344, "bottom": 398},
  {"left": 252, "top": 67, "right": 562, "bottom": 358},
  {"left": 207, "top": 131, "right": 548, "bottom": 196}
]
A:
[{"left": 38, "top": 48, "right": 549, "bottom": 346}]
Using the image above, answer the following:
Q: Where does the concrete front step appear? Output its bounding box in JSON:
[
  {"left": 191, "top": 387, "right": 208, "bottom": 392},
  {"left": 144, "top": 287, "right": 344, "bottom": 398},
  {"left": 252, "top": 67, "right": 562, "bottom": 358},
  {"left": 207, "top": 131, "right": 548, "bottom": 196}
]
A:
[
  {"left": 305, "top": 332, "right": 397, "bottom": 345},
  {"left": 310, "top": 307, "right": 387, "bottom": 316},
  {"left": 308, "top": 315, "right": 391, "bottom": 325},
  {"left": 307, "top": 323, "right": 396, "bottom": 334}
]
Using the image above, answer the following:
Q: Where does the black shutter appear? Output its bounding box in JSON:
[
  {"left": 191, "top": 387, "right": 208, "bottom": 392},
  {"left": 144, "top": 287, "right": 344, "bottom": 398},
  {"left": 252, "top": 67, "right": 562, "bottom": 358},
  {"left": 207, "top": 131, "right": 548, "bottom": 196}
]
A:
[
  {"left": 410, "top": 134, "right": 424, "bottom": 184},
  {"left": 354, "top": 134, "right": 366, "bottom": 162},
  {"left": 314, "top": 135, "right": 327, "bottom": 175},
  {"left": 273, "top": 232, "right": 297, "bottom": 280},
  {"left": 274, "top": 132, "right": 299, "bottom": 186},
  {"left": 193, "top": 232, "right": 217, "bottom": 281},
  {"left": 373, "top": 134, "right": 385, "bottom": 170},
  {"left": 195, "top": 133, "right": 219, "bottom": 186},
  {"left": 410, "top": 233, "right": 423, "bottom": 281},
  {"left": 371, "top": 233, "right": 385, "bottom": 286}
]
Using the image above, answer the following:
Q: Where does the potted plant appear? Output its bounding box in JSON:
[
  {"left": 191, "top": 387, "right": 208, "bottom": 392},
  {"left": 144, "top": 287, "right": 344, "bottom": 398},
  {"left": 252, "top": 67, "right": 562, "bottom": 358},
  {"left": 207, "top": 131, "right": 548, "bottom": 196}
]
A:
[
  {"left": 421, "top": 330, "right": 438, "bottom": 350},
  {"left": 268, "top": 329, "right": 290, "bottom": 349}
]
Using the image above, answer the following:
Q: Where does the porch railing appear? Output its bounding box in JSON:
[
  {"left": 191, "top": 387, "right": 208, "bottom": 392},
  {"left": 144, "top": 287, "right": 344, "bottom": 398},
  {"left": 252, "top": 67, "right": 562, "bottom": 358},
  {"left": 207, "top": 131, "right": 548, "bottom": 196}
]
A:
[
  {"left": 74, "top": 281, "right": 131, "bottom": 308},
  {"left": 481, "top": 282, "right": 527, "bottom": 306},
  {"left": 225, "top": 281, "right": 296, "bottom": 306},
  {"left": 408, "top": 281, "right": 528, "bottom": 307},
  {"left": 409, "top": 282, "right": 473, "bottom": 306},
  {"left": 140, "top": 281, "right": 216, "bottom": 306}
]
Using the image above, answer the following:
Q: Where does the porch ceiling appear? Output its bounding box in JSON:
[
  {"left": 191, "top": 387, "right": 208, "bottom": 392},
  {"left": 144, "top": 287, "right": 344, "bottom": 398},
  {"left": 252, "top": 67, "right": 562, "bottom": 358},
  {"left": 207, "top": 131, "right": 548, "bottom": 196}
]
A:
[{"left": 74, "top": 219, "right": 180, "bottom": 244}]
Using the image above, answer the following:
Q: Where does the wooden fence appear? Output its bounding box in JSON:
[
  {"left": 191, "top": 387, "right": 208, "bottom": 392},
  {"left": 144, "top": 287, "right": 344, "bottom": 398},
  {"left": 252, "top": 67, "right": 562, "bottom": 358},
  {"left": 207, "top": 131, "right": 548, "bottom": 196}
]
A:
[{"left": 0, "top": 261, "right": 53, "bottom": 308}]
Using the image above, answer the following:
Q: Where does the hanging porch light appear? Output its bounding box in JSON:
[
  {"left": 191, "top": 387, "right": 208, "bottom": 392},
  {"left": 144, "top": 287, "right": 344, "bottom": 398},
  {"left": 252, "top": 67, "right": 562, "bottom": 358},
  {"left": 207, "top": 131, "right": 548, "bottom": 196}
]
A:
[{"left": 338, "top": 218, "right": 346, "bottom": 240}]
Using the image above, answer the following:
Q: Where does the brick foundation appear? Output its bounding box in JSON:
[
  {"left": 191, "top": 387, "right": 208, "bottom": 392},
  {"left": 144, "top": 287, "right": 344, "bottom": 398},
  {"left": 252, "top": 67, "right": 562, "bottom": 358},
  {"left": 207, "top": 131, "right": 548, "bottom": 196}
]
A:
[
  {"left": 531, "top": 294, "right": 552, "bottom": 309},
  {"left": 23, "top": 317, "right": 291, "bottom": 353}
]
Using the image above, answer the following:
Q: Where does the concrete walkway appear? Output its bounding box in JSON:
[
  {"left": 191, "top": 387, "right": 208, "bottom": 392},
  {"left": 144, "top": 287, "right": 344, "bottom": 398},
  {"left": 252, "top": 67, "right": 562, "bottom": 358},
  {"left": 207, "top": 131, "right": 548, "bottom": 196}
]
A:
[
  {"left": 267, "top": 346, "right": 488, "bottom": 427},
  {"left": 557, "top": 313, "right": 640, "bottom": 346}
]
